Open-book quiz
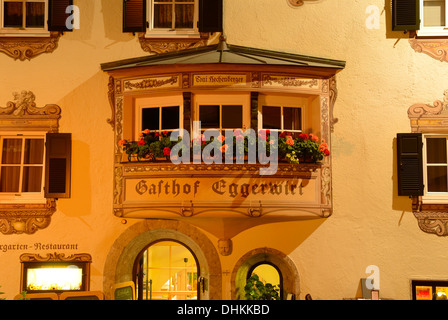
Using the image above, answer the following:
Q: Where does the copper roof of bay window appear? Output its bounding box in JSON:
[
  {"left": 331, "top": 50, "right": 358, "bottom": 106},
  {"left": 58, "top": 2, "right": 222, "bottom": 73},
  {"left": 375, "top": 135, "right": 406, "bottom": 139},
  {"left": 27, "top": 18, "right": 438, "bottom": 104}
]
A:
[{"left": 101, "top": 36, "right": 346, "bottom": 71}]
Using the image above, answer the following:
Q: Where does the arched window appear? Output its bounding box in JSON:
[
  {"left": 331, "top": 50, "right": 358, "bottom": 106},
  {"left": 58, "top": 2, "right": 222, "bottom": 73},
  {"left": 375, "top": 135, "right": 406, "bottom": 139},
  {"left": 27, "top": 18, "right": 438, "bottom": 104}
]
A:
[
  {"left": 134, "top": 240, "right": 199, "bottom": 300},
  {"left": 247, "top": 262, "right": 283, "bottom": 300}
]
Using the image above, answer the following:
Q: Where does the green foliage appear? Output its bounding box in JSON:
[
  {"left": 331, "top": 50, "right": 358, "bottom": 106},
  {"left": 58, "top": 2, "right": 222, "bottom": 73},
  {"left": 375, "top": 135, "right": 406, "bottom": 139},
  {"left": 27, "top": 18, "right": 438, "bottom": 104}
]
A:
[
  {"left": 244, "top": 274, "right": 280, "bottom": 300},
  {"left": 0, "top": 285, "right": 5, "bottom": 300},
  {"left": 18, "top": 291, "right": 29, "bottom": 300}
]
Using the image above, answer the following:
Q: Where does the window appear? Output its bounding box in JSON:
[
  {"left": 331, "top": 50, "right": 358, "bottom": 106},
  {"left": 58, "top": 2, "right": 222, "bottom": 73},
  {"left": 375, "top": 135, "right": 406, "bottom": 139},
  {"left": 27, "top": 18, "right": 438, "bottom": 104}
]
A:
[
  {"left": 392, "top": 0, "right": 448, "bottom": 36},
  {"left": 21, "top": 253, "right": 91, "bottom": 293},
  {"left": 2, "top": 0, "right": 45, "bottom": 29},
  {"left": 249, "top": 262, "right": 282, "bottom": 295},
  {"left": 412, "top": 280, "right": 448, "bottom": 300},
  {"left": 262, "top": 105, "right": 302, "bottom": 136},
  {"left": 141, "top": 106, "right": 180, "bottom": 132},
  {"left": 136, "top": 95, "right": 183, "bottom": 138},
  {"left": 0, "top": 133, "right": 45, "bottom": 202},
  {"left": 419, "top": 0, "right": 448, "bottom": 36},
  {"left": 199, "top": 104, "right": 243, "bottom": 134},
  {"left": 149, "top": 0, "right": 198, "bottom": 36},
  {"left": 0, "top": 0, "right": 73, "bottom": 35},
  {"left": 123, "top": 0, "right": 222, "bottom": 35},
  {"left": 423, "top": 135, "right": 448, "bottom": 200}
]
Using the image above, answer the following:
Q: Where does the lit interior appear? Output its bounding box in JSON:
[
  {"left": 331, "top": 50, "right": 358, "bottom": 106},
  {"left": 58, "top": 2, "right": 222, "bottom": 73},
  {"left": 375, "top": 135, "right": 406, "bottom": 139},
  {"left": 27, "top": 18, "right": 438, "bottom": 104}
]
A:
[{"left": 26, "top": 265, "right": 82, "bottom": 291}]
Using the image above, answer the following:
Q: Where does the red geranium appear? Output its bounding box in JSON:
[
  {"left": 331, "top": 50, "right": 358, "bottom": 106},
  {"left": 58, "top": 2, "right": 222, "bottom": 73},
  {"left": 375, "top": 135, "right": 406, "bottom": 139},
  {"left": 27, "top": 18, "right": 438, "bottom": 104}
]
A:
[
  {"left": 138, "top": 140, "right": 145, "bottom": 146},
  {"left": 323, "top": 149, "right": 330, "bottom": 156},
  {"left": 163, "top": 147, "right": 171, "bottom": 156},
  {"left": 298, "top": 133, "right": 309, "bottom": 140}
]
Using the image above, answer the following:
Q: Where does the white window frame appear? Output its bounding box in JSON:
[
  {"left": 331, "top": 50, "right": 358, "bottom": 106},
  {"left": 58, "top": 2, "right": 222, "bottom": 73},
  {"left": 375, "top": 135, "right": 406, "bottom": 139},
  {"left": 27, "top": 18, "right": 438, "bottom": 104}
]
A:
[
  {"left": 0, "top": 0, "right": 49, "bottom": 36},
  {"left": 0, "top": 131, "right": 46, "bottom": 204},
  {"left": 418, "top": 0, "right": 448, "bottom": 37},
  {"left": 145, "top": 0, "right": 199, "bottom": 38},
  {"left": 258, "top": 95, "right": 306, "bottom": 136},
  {"left": 422, "top": 134, "right": 448, "bottom": 203},
  {"left": 136, "top": 95, "right": 184, "bottom": 140}
]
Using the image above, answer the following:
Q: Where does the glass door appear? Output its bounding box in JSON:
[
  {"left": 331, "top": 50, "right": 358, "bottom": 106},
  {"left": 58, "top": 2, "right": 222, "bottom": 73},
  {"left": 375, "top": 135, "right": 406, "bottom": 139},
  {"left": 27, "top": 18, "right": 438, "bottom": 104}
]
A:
[{"left": 134, "top": 240, "right": 199, "bottom": 300}]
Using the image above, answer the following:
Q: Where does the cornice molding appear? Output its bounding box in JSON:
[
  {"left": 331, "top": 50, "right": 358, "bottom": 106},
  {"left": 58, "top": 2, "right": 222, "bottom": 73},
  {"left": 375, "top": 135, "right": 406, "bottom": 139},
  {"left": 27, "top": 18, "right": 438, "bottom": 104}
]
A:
[{"left": 0, "top": 32, "right": 61, "bottom": 61}]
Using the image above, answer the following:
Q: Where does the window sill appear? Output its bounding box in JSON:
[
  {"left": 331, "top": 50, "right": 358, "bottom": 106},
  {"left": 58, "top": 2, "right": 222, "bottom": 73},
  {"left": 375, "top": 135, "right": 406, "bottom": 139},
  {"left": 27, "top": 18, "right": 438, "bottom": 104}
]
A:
[
  {"left": 138, "top": 32, "right": 209, "bottom": 54},
  {"left": 0, "top": 31, "right": 61, "bottom": 60}
]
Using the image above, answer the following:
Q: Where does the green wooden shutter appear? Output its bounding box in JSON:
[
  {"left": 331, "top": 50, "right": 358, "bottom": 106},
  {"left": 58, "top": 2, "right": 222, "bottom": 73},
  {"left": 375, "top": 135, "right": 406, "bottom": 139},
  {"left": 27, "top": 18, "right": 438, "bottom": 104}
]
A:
[
  {"left": 45, "top": 133, "right": 71, "bottom": 198},
  {"left": 392, "top": 0, "right": 420, "bottom": 31},
  {"left": 123, "top": 0, "right": 147, "bottom": 33},
  {"left": 397, "top": 133, "right": 423, "bottom": 196},
  {"left": 198, "top": 0, "right": 222, "bottom": 33},
  {"left": 48, "top": 0, "right": 73, "bottom": 32}
]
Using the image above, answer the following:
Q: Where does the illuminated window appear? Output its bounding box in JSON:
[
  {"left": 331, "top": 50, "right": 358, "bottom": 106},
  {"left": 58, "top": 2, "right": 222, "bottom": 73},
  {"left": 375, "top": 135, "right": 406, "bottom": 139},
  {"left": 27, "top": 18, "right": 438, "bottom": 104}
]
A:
[
  {"left": 20, "top": 253, "right": 91, "bottom": 293},
  {"left": 412, "top": 280, "right": 448, "bottom": 300},
  {"left": 134, "top": 241, "right": 198, "bottom": 300}
]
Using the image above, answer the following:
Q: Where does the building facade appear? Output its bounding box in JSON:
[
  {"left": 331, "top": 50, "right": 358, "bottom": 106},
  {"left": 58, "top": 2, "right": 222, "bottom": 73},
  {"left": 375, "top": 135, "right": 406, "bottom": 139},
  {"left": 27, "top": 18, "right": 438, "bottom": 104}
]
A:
[{"left": 0, "top": 0, "right": 448, "bottom": 301}]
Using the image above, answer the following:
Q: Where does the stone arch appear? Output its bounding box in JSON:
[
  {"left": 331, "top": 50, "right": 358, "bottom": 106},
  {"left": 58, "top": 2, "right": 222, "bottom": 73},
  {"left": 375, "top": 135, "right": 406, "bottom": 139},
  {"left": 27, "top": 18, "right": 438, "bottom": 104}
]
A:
[
  {"left": 103, "top": 219, "right": 222, "bottom": 300},
  {"left": 231, "top": 247, "right": 300, "bottom": 300}
]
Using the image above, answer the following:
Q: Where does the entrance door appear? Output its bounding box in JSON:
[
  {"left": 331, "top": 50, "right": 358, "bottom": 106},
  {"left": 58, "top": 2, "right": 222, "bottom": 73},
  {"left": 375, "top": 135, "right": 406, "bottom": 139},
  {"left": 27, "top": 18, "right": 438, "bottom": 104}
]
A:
[{"left": 134, "top": 240, "right": 199, "bottom": 300}]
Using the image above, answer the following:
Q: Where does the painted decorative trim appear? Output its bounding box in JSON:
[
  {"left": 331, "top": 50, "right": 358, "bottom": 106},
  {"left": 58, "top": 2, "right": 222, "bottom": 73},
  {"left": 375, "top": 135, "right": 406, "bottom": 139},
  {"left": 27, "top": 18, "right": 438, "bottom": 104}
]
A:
[
  {"left": 287, "top": 0, "right": 321, "bottom": 7},
  {"left": 408, "top": 89, "right": 448, "bottom": 133},
  {"left": 0, "top": 199, "right": 56, "bottom": 235},
  {"left": 409, "top": 37, "right": 448, "bottom": 63},
  {"left": 414, "top": 212, "right": 448, "bottom": 236},
  {"left": 20, "top": 252, "right": 92, "bottom": 263},
  {"left": 0, "top": 32, "right": 61, "bottom": 61},
  {"left": 138, "top": 33, "right": 209, "bottom": 54},
  {"left": 0, "top": 91, "right": 61, "bottom": 235}
]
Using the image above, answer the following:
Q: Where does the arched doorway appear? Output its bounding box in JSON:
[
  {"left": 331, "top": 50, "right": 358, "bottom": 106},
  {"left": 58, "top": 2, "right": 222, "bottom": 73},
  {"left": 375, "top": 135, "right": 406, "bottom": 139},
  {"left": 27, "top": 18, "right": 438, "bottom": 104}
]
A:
[
  {"left": 134, "top": 240, "right": 199, "bottom": 300},
  {"left": 248, "top": 262, "right": 283, "bottom": 300},
  {"left": 231, "top": 248, "right": 300, "bottom": 300},
  {"left": 103, "top": 219, "right": 222, "bottom": 300}
]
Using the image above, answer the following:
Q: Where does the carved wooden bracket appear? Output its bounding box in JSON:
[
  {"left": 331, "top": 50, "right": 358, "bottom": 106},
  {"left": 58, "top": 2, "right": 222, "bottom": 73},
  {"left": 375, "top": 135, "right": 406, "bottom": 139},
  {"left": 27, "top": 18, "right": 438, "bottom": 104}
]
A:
[
  {"left": 409, "top": 37, "right": 448, "bottom": 63},
  {"left": 0, "top": 91, "right": 61, "bottom": 235},
  {"left": 0, "top": 32, "right": 61, "bottom": 61}
]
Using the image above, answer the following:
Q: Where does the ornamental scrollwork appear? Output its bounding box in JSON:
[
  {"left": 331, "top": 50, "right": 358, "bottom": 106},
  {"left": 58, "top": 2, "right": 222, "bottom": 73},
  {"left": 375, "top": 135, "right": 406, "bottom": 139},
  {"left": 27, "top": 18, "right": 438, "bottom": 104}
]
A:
[
  {"left": 0, "top": 32, "right": 61, "bottom": 61},
  {"left": 20, "top": 252, "right": 92, "bottom": 262}
]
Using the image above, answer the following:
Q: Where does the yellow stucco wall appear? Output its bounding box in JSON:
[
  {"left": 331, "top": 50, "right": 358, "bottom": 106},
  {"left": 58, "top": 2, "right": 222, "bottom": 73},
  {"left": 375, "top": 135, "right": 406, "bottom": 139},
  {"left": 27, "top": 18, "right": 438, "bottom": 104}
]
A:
[{"left": 1, "top": 0, "right": 448, "bottom": 300}]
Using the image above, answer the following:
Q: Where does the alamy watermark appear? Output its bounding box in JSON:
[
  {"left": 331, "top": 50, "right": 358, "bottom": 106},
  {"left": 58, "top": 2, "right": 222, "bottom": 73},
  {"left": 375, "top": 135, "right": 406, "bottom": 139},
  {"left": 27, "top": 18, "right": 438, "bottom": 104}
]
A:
[
  {"left": 365, "top": 265, "right": 380, "bottom": 290},
  {"left": 65, "top": 5, "right": 80, "bottom": 30}
]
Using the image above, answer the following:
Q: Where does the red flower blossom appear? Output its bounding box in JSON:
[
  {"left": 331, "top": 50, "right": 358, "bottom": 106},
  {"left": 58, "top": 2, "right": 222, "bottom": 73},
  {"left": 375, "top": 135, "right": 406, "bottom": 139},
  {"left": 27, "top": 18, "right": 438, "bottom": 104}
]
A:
[
  {"left": 138, "top": 140, "right": 145, "bottom": 146},
  {"left": 298, "top": 133, "right": 309, "bottom": 140},
  {"left": 163, "top": 147, "right": 171, "bottom": 156},
  {"left": 323, "top": 149, "right": 330, "bottom": 156}
]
